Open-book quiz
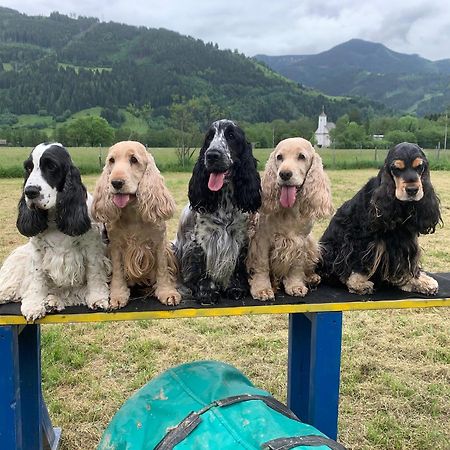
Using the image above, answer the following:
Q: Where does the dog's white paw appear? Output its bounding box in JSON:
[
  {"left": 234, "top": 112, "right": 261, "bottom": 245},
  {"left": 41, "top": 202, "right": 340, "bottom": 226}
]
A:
[
  {"left": 21, "top": 302, "right": 47, "bottom": 322},
  {"left": 44, "top": 294, "right": 65, "bottom": 312},
  {"left": 86, "top": 293, "right": 110, "bottom": 311}
]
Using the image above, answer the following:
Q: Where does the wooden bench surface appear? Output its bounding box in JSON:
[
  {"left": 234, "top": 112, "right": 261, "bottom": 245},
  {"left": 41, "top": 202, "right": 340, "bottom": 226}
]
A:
[{"left": 1, "top": 273, "right": 449, "bottom": 325}]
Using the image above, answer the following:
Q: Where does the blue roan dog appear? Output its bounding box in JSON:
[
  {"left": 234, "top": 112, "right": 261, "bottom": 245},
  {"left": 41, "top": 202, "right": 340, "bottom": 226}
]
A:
[{"left": 174, "top": 120, "right": 261, "bottom": 303}]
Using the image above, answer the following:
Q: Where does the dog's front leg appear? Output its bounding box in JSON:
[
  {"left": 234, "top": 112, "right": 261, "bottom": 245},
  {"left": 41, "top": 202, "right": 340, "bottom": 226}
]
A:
[
  {"left": 247, "top": 229, "right": 274, "bottom": 301},
  {"left": 85, "top": 232, "right": 111, "bottom": 310},
  {"left": 154, "top": 238, "right": 181, "bottom": 306},
  {"left": 283, "top": 263, "right": 309, "bottom": 297},
  {"left": 21, "top": 251, "right": 49, "bottom": 321},
  {"left": 109, "top": 243, "right": 130, "bottom": 309}
]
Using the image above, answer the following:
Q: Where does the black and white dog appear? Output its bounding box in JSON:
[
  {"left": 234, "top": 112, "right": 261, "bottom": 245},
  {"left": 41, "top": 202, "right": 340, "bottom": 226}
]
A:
[
  {"left": 0, "top": 143, "right": 110, "bottom": 320},
  {"left": 174, "top": 120, "right": 261, "bottom": 303}
]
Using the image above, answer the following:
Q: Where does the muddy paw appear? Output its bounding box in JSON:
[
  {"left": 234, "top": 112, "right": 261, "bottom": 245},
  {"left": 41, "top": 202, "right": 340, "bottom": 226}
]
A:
[
  {"left": 346, "top": 273, "right": 374, "bottom": 295},
  {"left": 110, "top": 292, "right": 129, "bottom": 310},
  {"left": 400, "top": 274, "right": 438, "bottom": 295},
  {"left": 306, "top": 273, "right": 321, "bottom": 287},
  {"left": 251, "top": 287, "right": 275, "bottom": 301},
  {"left": 285, "top": 284, "right": 308, "bottom": 297},
  {"left": 157, "top": 289, "right": 181, "bottom": 306}
]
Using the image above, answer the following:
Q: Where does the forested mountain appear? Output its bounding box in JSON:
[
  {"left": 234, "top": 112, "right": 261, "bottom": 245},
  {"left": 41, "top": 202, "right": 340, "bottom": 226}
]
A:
[
  {"left": 0, "top": 8, "right": 383, "bottom": 123},
  {"left": 256, "top": 39, "right": 450, "bottom": 115}
]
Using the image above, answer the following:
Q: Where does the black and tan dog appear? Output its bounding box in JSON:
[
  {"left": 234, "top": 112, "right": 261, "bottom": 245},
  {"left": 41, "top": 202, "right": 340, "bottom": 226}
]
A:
[{"left": 320, "top": 142, "right": 441, "bottom": 295}]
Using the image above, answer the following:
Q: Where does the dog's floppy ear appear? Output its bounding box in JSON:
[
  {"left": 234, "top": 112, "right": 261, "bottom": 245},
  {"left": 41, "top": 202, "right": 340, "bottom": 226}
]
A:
[
  {"left": 261, "top": 151, "right": 281, "bottom": 214},
  {"left": 300, "top": 152, "right": 334, "bottom": 219},
  {"left": 55, "top": 165, "right": 91, "bottom": 236},
  {"left": 137, "top": 152, "right": 175, "bottom": 222},
  {"left": 16, "top": 194, "right": 48, "bottom": 237},
  {"left": 415, "top": 164, "right": 441, "bottom": 234},
  {"left": 92, "top": 164, "right": 121, "bottom": 224},
  {"left": 232, "top": 141, "right": 261, "bottom": 212},
  {"left": 188, "top": 144, "right": 219, "bottom": 212}
]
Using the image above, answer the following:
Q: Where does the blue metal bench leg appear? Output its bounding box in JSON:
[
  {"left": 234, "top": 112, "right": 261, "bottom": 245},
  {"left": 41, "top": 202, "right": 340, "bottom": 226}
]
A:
[
  {"left": 0, "top": 324, "right": 61, "bottom": 450},
  {"left": 287, "top": 312, "right": 343, "bottom": 440}
]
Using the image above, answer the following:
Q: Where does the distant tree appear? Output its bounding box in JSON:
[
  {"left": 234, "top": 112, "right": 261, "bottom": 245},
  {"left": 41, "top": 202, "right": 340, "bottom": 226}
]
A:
[
  {"left": 169, "top": 98, "right": 203, "bottom": 167},
  {"left": 56, "top": 116, "right": 114, "bottom": 146},
  {"left": 385, "top": 130, "right": 417, "bottom": 147}
]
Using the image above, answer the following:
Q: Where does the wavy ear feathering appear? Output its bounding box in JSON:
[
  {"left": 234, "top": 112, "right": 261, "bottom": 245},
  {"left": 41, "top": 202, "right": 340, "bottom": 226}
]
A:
[
  {"left": 137, "top": 152, "right": 175, "bottom": 222},
  {"left": 91, "top": 165, "right": 121, "bottom": 224},
  {"left": 16, "top": 194, "right": 48, "bottom": 237},
  {"left": 414, "top": 164, "right": 441, "bottom": 234},
  {"left": 188, "top": 146, "right": 220, "bottom": 213},
  {"left": 261, "top": 151, "right": 281, "bottom": 214},
  {"left": 56, "top": 165, "right": 91, "bottom": 236},
  {"left": 299, "top": 152, "right": 334, "bottom": 219},
  {"left": 231, "top": 141, "right": 261, "bottom": 213}
]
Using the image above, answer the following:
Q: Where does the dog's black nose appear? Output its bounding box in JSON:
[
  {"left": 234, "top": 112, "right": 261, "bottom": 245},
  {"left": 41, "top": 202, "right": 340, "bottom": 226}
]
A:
[
  {"left": 206, "top": 149, "right": 221, "bottom": 162},
  {"left": 279, "top": 170, "right": 293, "bottom": 181},
  {"left": 406, "top": 186, "right": 419, "bottom": 196},
  {"left": 111, "top": 179, "right": 125, "bottom": 190},
  {"left": 24, "top": 185, "right": 41, "bottom": 199}
]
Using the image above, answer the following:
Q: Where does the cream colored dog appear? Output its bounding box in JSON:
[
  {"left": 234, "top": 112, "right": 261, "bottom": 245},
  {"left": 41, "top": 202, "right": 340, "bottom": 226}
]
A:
[
  {"left": 247, "top": 138, "right": 333, "bottom": 300},
  {"left": 92, "top": 141, "right": 181, "bottom": 308}
]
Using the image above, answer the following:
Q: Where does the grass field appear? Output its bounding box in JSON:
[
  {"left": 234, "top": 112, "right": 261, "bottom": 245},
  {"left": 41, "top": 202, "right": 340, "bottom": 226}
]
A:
[
  {"left": 1, "top": 146, "right": 450, "bottom": 178},
  {"left": 0, "top": 170, "right": 449, "bottom": 449}
]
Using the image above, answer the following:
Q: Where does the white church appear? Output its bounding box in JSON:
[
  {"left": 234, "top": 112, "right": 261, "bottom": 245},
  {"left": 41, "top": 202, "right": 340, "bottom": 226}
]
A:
[{"left": 315, "top": 107, "right": 335, "bottom": 147}]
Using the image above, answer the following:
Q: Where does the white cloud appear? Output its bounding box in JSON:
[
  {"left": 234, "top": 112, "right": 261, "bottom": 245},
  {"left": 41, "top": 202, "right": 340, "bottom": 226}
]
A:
[{"left": 1, "top": 0, "right": 450, "bottom": 60}]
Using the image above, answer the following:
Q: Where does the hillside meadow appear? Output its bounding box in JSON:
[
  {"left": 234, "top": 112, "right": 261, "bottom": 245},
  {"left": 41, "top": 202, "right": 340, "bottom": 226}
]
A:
[
  {"left": 0, "top": 167, "right": 449, "bottom": 450},
  {"left": 1, "top": 146, "right": 450, "bottom": 177}
]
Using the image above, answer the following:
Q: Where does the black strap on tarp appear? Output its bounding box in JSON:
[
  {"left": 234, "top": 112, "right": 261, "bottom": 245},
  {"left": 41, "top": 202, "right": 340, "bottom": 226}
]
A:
[
  {"left": 261, "top": 435, "right": 348, "bottom": 450},
  {"left": 154, "top": 393, "right": 300, "bottom": 450}
]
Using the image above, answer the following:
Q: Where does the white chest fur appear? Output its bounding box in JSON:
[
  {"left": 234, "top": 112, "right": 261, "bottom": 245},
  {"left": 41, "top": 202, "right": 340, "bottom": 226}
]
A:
[{"left": 31, "top": 225, "right": 88, "bottom": 288}]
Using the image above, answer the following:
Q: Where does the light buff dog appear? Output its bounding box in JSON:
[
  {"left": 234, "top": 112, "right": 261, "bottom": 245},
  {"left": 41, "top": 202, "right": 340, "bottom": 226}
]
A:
[
  {"left": 92, "top": 141, "right": 181, "bottom": 308},
  {"left": 247, "top": 137, "right": 333, "bottom": 300}
]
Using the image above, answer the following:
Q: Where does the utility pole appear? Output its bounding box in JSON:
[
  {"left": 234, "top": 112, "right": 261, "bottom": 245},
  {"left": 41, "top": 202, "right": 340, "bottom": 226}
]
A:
[{"left": 444, "top": 111, "right": 448, "bottom": 151}]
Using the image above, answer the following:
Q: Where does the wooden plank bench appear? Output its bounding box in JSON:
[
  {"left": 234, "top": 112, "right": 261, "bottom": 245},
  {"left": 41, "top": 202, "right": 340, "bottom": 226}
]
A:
[{"left": 1, "top": 272, "right": 449, "bottom": 450}]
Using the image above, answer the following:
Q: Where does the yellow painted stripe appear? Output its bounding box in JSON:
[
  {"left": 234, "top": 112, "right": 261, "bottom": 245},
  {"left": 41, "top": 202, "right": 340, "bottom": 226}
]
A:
[{"left": 0, "top": 298, "right": 449, "bottom": 325}]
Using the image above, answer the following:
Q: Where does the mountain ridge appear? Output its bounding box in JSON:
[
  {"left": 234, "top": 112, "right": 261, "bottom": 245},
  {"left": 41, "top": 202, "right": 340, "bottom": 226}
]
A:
[
  {"left": 255, "top": 39, "right": 450, "bottom": 114},
  {"left": 0, "top": 9, "right": 384, "bottom": 123}
]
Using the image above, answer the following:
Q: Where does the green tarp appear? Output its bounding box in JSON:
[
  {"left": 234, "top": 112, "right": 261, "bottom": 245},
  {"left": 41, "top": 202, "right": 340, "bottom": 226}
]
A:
[{"left": 98, "top": 360, "right": 345, "bottom": 450}]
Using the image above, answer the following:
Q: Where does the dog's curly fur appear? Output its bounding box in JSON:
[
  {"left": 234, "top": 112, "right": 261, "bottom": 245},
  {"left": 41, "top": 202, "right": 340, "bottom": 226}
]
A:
[
  {"left": 174, "top": 120, "right": 261, "bottom": 303},
  {"left": 247, "top": 138, "right": 333, "bottom": 300},
  {"left": 92, "top": 141, "right": 180, "bottom": 308},
  {"left": 0, "top": 143, "right": 110, "bottom": 321},
  {"left": 320, "top": 142, "right": 441, "bottom": 295}
]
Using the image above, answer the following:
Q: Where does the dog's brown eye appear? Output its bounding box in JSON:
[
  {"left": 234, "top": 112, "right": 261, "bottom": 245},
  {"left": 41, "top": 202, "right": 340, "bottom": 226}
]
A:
[
  {"left": 130, "top": 156, "right": 138, "bottom": 164},
  {"left": 298, "top": 153, "right": 305, "bottom": 160},
  {"left": 109, "top": 157, "right": 115, "bottom": 164},
  {"left": 276, "top": 154, "right": 283, "bottom": 161}
]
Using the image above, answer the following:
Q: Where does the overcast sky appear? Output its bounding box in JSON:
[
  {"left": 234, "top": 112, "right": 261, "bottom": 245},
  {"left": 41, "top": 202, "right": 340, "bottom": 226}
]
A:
[{"left": 2, "top": 1, "right": 450, "bottom": 60}]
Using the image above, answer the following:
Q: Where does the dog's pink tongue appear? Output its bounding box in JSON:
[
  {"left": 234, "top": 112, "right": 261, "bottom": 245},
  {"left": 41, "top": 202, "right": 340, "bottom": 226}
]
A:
[
  {"left": 280, "top": 186, "right": 297, "bottom": 208},
  {"left": 113, "top": 194, "right": 130, "bottom": 208},
  {"left": 208, "top": 172, "right": 226, "bottom": 191}
]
